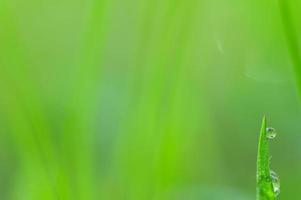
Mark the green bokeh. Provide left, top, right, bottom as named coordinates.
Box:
left=0, top=0, right=300, bottom=199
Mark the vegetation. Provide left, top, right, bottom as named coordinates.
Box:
left=256, top=117, right=279, bottom=200
left=1, top=0, right=301, bottom=199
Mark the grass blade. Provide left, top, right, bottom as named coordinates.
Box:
left=278, top=0, right=301, bottom=97
left=256, top=116, right=276, bottom=200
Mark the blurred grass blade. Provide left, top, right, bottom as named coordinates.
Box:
left=278, top=0, right=301, bottom=97
left=256, top=116, right=276, bottom=200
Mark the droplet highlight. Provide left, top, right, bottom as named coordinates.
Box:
left=270, top=170, right=280, bottom=197
left=266, top=127, right=277, bottom=139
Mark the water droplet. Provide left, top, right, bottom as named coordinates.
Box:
left=270, top=170, right=280, bottom=197
left=266, top=127, right=277, bottom=139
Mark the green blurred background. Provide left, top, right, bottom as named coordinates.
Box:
left=0, top=0, right=300, bottom=199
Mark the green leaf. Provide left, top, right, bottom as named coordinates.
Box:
left=256, top=116, right=276, bottom=200
left=278, top=0, right=301, bottom=98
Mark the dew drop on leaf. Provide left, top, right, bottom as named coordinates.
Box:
left=270, top=170, right=280, bottom=197
left=266, top=127, right=277, bottom=139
